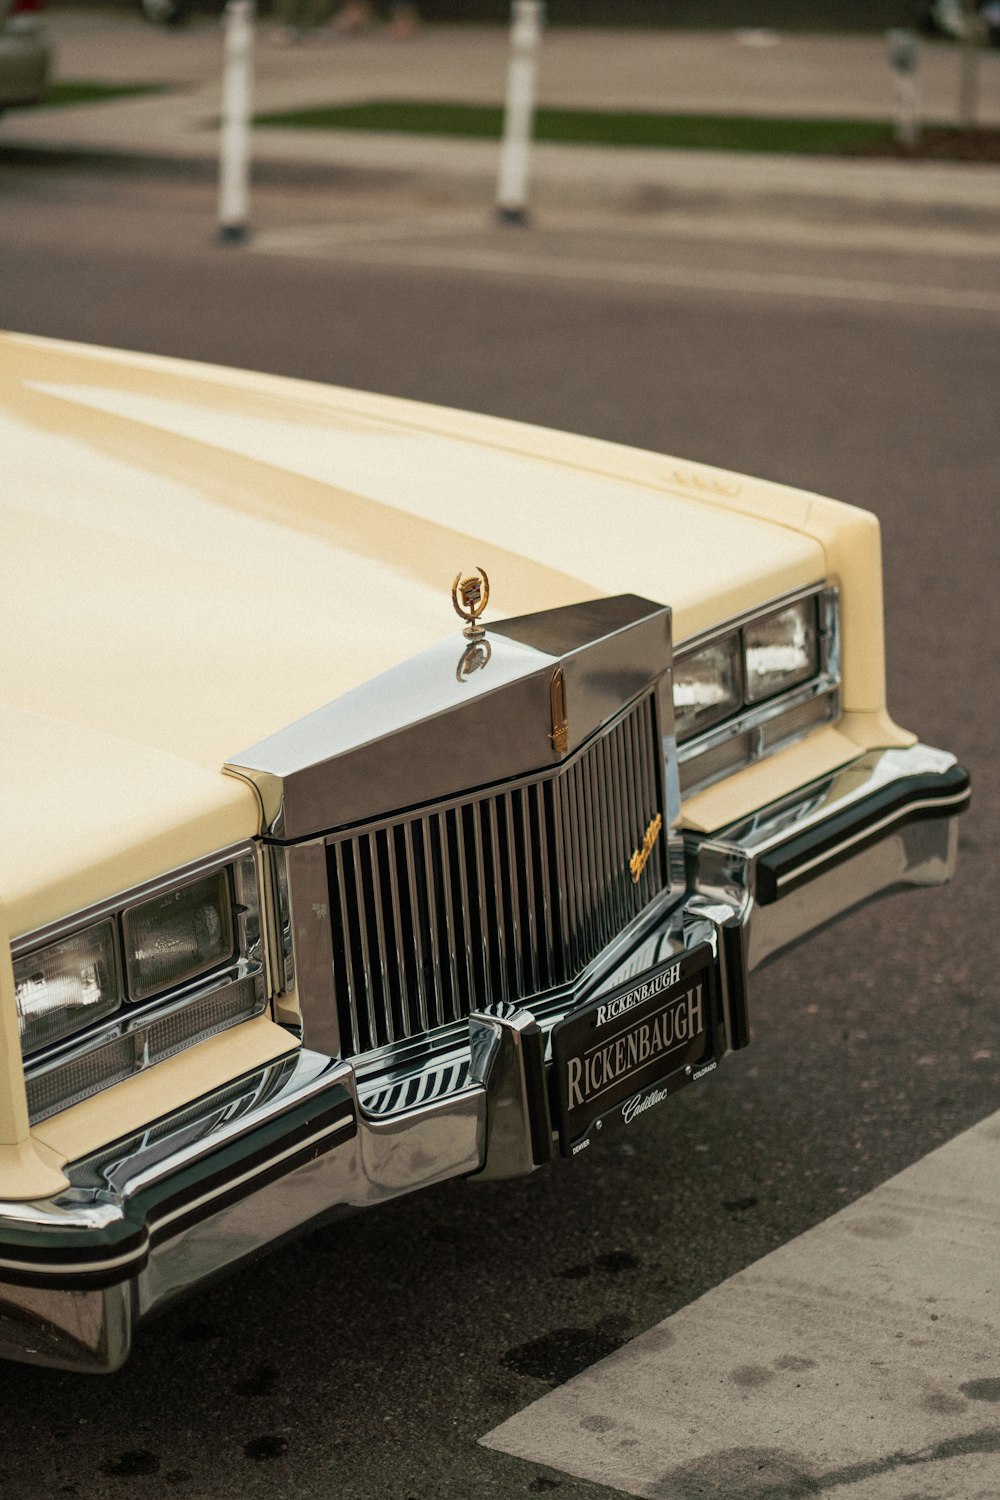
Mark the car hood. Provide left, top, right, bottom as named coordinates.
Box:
left=1, top=333, right=826, bottom=930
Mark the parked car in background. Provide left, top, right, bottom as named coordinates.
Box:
left=0, top=332, right=970, bottom=1372
left=0, top=0, right=51, bottom=113
left=921, top=0, right=1000, bottom=44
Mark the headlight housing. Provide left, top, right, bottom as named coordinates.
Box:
left=673, top=635, right=741, bottom=741
left=14, top=922, right=122, bottom=1054
left=13, top=846, right=267, bottom=1121
left=674, top=587, right=840, bottom=795
left=744, top=599, right=819, bottom=703
left=123, top=869, right=234, bottom=1002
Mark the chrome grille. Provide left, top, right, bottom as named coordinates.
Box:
left=326, top=694, right=666, bottom=1058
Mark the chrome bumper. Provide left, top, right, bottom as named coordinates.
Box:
left=0, top=743, right=968, bottom=1372
left=688, top=743, right=970, bottom=972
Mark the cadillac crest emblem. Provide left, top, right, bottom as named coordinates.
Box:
left=451, top=566, right=490, bottom=640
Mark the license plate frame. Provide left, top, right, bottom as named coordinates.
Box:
left=551, top=944, right=718, bottom=1156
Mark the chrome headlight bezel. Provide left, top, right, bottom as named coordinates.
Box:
left=673, top=585, right=840, bottom=796
left=12, top=845, right=267, bottom=1120
left=13, top=920, right=123, bottom=1055
left=672, top=632, right=742, bottom=742
left=743, top=597, right=821, bottom=704
left=122, top=867, right=236, bottom=1003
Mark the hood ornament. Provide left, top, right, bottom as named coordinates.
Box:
left=452, top=566, right=490, bottom=640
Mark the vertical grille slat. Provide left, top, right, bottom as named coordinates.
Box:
left=579, top=753, right=602, bottom=950
left=350, top=840, right=380, bottom=1054
left=625, top=709, right=648, bottom=892
left=449, top=807, right=478, bottom=1011
left=602, top=731, right=626, bottom=938
left=570, top=760, right=593, bottom=963
left=590, top=741, right=614, bottom=945
left=482, top=799, right=510, bottom=1005
left=436, top=811, right=464, bottom=1024
left=563, top=761, right=584, bottom=956
left=330, top=842, right=362, bottom=1056
left=400, top=821, right=432, bottom=1036
left=636, top=697, right=662, bottom=894
left=549, top=777, right=576, bottom=976
left=327, top=693, right=667, bottom=1058
left=516, top=787, right=540, bottom=995
left=367, top=832, right=395, bottom=1045
left=531, top=783, right=556, bottom=989
left=501, top=790, right=525, bottom=1000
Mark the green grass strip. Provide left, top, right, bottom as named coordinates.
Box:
left=253, top=100, right=893, bottom=153
left=40, top=81, right=170, bottom=109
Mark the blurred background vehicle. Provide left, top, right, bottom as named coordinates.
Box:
left=139, top=0, right=188, bottom=23
left=921, top=0, right=1000, bottom=44
left=0, top=0, right=51, bottom=112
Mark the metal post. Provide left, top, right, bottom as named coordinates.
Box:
left=958, top=0, right=981, bottom=129
left=496, top=0, right=544, bottom=226
left=887, top=30, right=921, bottom=150
left=219, top=0, right=255, bottom=243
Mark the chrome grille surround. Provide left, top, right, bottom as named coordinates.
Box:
left=676, top=584, right=841, bottom=797
left=326, top=691, right=668, bottom=1062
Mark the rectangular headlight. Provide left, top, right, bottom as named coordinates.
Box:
left=744, top=599, right=819, bottom=702
left=673, top=635, right=740, bottom=741
left=14, top=923, right=121, bottom=1054
left=123, top=869, right=234, bottom=1002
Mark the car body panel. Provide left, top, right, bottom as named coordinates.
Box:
left=0, top=333, right=968, bottom=1367
left=0, top=705, right=258, bottom=938
left=2, top=332, right=909, bottom=936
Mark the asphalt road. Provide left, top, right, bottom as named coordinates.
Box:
left=0, top=157, right=997, bottom=1500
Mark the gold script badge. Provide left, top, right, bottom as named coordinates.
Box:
left=451, top=566, right=490, bottom=640
left=629, top=813, right=663, bottom=885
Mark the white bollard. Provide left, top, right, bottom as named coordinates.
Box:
left=219, top=0, right=255, bottom=243
left=496, top=0, right=544, bottom=225
left=887, top=29, right=921, bottom=150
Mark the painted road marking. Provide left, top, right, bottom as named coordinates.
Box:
left=253, top=210, right=1000, bottom=263
left=251, top=214, right=1000, bottom=315
left=360, top=246, right=1000, bottom=314
left=481, top=1109, right=1000, bottom=1499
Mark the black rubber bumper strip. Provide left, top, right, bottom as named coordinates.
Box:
left=721, top=916, right=751, bottom=1052
left=0, top=1083, right=355, bottom=1291
left=755, top=762, right=971, bottom=906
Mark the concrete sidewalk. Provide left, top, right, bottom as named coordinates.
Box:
left=4, top=10, right=1000, bottom=225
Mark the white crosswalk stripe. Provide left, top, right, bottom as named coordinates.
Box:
left=481, top=1110, right=1000, bottom=1499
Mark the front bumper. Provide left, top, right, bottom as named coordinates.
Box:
left=0, top=743, right=969, bottom=1371
left=687, top=742, right=970, bottom=971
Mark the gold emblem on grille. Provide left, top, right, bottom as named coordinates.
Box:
left=451, top=566, right=490, bottom=640
left=629, top=813, right=663, bottom=885
left=549, top=666, right=569, bottom=754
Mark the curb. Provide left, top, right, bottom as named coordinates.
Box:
left=5, top=119, right=1000, bottom=230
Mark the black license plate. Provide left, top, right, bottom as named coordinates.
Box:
left=552, top=945, right=718, bottom=1156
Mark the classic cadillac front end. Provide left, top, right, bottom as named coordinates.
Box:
left=0, top=332, right=969, bottom=1371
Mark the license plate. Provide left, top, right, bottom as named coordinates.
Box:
left=552, top=945, right=717, bottom=1156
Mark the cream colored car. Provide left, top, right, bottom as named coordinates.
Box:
left=0, top=331, right=969, bottom=1371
